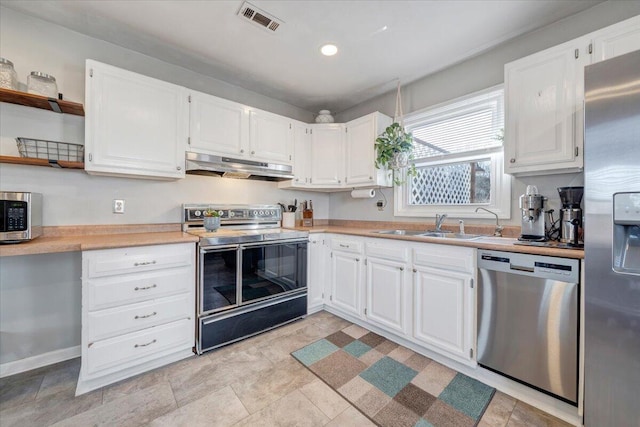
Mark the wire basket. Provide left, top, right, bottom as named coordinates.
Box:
left=16, top=137, right=84, bottom=162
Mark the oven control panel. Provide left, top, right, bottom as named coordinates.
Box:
left=183, top=204, right=282, bottom=223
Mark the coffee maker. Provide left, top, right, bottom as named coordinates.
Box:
left=558, top=186, right=584, bottom=246
left=519, top=185, right=547, bottom=241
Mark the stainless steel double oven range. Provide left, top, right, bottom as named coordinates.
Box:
left=183, top=204, right=309, bottom=354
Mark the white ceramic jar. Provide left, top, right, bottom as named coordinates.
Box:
left=315, top=110, right=335, bottom=123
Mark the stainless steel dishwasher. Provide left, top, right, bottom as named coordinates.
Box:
left=477, top=250, right=580, bottom=404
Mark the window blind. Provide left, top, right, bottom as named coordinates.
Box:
left=406, top=88, right=504, bottom=160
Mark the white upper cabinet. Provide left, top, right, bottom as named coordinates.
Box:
left=249, top=109, right=293, bottom=164
left=505, top=16, right=640, bottom=176
left=188, top=91, right=292, bottom=164
left=281, top=112, right=392, bottom=191
left=310, top=123, right=345, bottom=187
left=591, top=15, right=640, bottom=63
left=504, top=37, right=589, bottom=176
left=290, top=121, right=312, bottom=187
left=85, top=60, right=188, bottom=179
left=188, top=92, right=248, bottom=158
left=345, top=112, right=392, bottom=187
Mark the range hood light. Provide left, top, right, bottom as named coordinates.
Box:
left=222, top=171, right=251, bottom=179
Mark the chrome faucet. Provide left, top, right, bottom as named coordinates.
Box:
left=475, top=207, right=503, bottom=237
left=435, top=214, right=448, bottom=231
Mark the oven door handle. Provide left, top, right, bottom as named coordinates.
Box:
left=239, top=238, right=309, bottom=249
left=200, top=244, right=240, bottom=254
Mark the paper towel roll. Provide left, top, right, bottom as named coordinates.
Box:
left=351, top=189, right=376, bottom=199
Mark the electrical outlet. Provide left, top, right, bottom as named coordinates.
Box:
left=113, top=199, right=125, bottom=214
left=377, top=200, right=384, bottom=211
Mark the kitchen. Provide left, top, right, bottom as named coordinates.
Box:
left=1, top=1, right=639, bottom=426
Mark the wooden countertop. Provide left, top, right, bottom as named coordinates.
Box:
left=289, top=225, right=585, bottom=259
left=0, top=222, right=584, bottom=259
left=0, top=224, right=198, bottom=257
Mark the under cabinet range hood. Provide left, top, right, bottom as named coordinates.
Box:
left=185, top=152, right=293, bottom=181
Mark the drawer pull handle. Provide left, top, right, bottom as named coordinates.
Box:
left=134, top=311, right=157, bottom=320
left=134, top=339, right=157, bottom=348
left=134, top=284, right=157, bottom=291
left=134, top=260, right=157, bottom=267
left=339, top=244, right=349, bottom=248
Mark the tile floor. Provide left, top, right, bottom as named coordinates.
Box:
left=0, top=311, right=574, bottom=427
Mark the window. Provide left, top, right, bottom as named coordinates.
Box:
left=394, top=85, right=511, bottom=218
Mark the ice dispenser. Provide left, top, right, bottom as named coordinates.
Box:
left=613, top=192, right=640, bottom=275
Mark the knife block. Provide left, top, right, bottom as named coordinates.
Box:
left=302, top=209, right=313, bottom=227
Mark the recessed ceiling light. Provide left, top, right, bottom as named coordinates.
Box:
left=320, top=44, right=338, bottom=56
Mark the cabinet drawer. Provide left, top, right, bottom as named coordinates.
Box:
left=366, top=241, right=409, bottom=262
left=413, top=245, right=475, bottom=274
left=87, top=267, right=193, bottom=311
left=331, top=238, right=363, bottom=254
left=86, top=243, right=194, bottom=278
left=88, top=293, right=192, bottom=342
left=86, top=318, right=192, bottom=375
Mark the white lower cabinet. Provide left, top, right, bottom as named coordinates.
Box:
left=364, top=242, right=411, bottom=335
left=76, top=243, right=196, bottom=395
left=319, top=235, right=477, bottom=366
left=328, top=238, right=364, bottom=319
left=412, top=244, right=476, bottom=365
left=413, top=265, right=474, bottom=363
left=307, top=234, right=326, bottom=313
left=85, top=319, right=193, bottom=376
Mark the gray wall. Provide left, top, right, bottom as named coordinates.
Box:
left=0, top=6, right=314, bottom=123
left=330, top=0, right=640, bottom=225
left=0, top=6, right=325, bottom=369
left=0, top=6, right=329, bottom=226
left=0, top=253, right=81, bottom=366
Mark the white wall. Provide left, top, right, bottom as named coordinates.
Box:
left=330, top=1, right=640, bottom=225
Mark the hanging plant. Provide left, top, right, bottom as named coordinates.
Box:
left=374, top=81, right=417, bottom=186
left=375, top=123, right=417, bottom=186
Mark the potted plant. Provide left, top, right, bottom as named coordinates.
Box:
left=203, top=208, right=221, bottom=231
left=375, top=122, right=417, bottom=186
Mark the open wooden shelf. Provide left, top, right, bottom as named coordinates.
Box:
left=0, top=155, right=84, bottom=169
left=0, top=88, right=84, bottom=116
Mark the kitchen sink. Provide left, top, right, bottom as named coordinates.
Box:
left=373, top=229, right=425, bottom=236
left=373, top=229, right=483, bottom=240
left=420, top=231, right=483, bottom=240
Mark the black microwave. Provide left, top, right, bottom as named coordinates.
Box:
left=0, top=192, right=42, bottom=243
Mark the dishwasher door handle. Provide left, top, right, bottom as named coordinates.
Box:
left=509, top=263, right=535, bottom=273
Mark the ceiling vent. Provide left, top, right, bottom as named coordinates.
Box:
left=237, top=1, right=283, bottom=33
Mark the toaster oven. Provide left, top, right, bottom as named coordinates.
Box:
left=0, top=192, right=43, bottom=243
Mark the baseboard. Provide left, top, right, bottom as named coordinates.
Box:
left=0, top=346, right=81, bottom=378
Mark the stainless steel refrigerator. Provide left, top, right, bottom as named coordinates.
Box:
left=584, top=50, right=640, bottom=427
